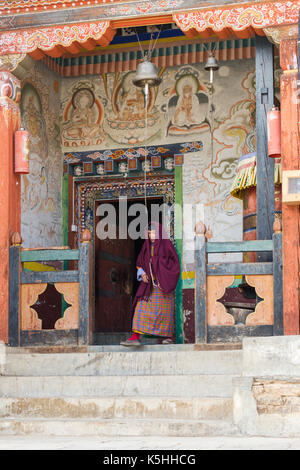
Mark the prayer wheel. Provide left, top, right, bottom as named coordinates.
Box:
left=14, top=128, right=29, bottom=174
left=230, top=153, right=282, bottom=262
left=242, top=186, right=257, bottom=262
left=267, top=107, right=281, bottom=158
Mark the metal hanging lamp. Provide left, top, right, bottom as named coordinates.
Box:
left=204, top=53, right=219, bottom=84
left=133, top=54, right=162, bottom=89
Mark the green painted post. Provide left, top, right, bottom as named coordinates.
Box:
left=62, top=174, right=69, bottom=250
left=9, top=244, right=21, bottom=347
left=175, top=166, right=183, bottom=344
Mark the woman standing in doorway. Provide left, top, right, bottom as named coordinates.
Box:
left=120, top=221, right=180, bottom=347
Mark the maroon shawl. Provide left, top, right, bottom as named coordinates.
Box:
left=131, top=222, right=180, bottom=313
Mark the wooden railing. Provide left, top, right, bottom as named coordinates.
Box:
left=9, top=229, right=93, bottom=347
left=195, top=220, right=283, bottom=343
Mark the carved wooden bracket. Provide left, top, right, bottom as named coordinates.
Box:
left=264, top=24, right=299, bottom=45
left=0, top=54, right=26, bottom=72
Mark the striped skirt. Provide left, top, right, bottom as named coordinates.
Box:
left=132, top=286, right=175, bottom=337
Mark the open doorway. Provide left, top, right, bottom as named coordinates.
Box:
left=94, top=197, right=164, bottom=344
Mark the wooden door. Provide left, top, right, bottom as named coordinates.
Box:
left=94, top=203, right=134, bottom=333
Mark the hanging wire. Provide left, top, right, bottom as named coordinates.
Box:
left=147, top=32, right=154, bottom=59
left=135, top=28, right=145, bottom=57
left=148, top=26, right=162, bottom=59
left=135, top=26, right=162, bottom=60
left=202, top=41, right=217, bottom=54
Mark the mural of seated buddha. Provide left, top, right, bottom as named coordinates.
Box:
left=105, top=71, right=161, bottom=146
left=166, top=74, right=210, bottom=136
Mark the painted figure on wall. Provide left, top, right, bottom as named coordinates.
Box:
left=21, top=82, right=59, bottom=246
left=104, top=71, right=161, bottom=145
left=21, top=86, right=48, bottom=212
left=118, top=84, right=145, bottom=121
left=166, top=70, right=210, bottom=136
left=62, top=83, right=105, bottom=148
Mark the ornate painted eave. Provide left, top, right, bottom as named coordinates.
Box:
left=0, top=0, right=299, bottom=59
left=0, top=21, right=116, bottom=58
left=173, top=1, right=300, bottom=39
left=0, top=1, right=270, bottom=28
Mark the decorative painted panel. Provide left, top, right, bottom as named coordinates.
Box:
left=0, top=1, right=298, bottom=38
left=207, top=275, right=235, bottom=326
left=75, top=176, right=175, bottom=244
left=245, top=275, right=274, bottom=325
left=0, top=21, right=114, bottom=56
left=20, top=283, right=45, bottom=330
left=54, top=282, right=79, bottom=330
left=173, top=1, right=300, bottom=36
left=20, top=62, right=63, bottom=248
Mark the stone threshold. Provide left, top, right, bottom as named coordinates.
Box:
left=5, top=343, right=242, bottom=354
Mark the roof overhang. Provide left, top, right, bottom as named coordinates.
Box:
left=173, top=1, right=300, bottom=39
left=0, top=0, right=298, bottom=59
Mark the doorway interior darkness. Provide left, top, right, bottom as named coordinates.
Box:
left=94, top=197, right=164, bottom=345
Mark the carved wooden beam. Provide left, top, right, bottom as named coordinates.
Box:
left=0, top=21, right=115, bottom=57
left=173, top=1, right=300, bottom=39
left=0, top=0, right=263, bottom=31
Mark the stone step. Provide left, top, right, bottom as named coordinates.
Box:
left=0, top=396, right=232, bottom=421
left=3, top=350, right=243, bottom=376
left=0, top=374, right=237, bottom=398
left=0, top=417, right=236, bottom=437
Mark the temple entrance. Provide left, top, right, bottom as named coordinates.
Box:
left=94, top=197, right=164, bottom=345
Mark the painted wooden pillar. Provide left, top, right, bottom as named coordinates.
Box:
left=255, top=36, right=275, bottom=261
left=78, top=228, right=93, bottom=345
left=0, top=70, right=21, bottom=344
left=279, top=34, right=300, bottom=335
left=174, top=166, right=183, bottom=344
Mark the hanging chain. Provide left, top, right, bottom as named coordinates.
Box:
left=144, top=83, right=149, bottom=209
left=209, top=85, right=214, bottom=174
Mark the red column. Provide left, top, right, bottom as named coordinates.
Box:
left=0, top=71, right=21, bottom=343
left=280, top=38, right=300, bottom=335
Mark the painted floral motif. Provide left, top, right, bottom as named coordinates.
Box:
left=0, top=1, right=299, bottom=59
left=174, top=1, right=300, bottom=34
left=63, top=142, right=202, bottom=165
left=0, top=21, right=113, bottom=55
left=0, top=0, right=181, bottom=15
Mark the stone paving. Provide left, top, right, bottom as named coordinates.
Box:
left=1, top=435, right=300, bottom=450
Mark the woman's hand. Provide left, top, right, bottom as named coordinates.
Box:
left=142, top=273, right=149, bottom=283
